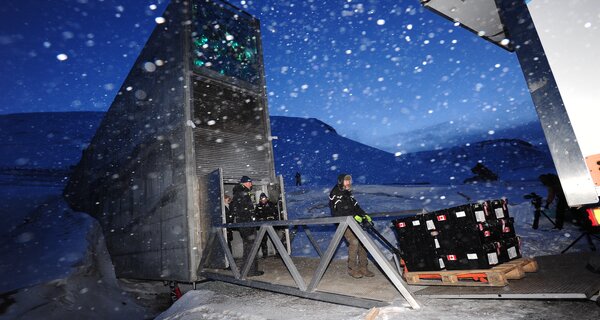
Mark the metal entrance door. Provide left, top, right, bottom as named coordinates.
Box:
left=203, top=168, right=228, bottom=269
left=266, top=175, right=291, bottom=254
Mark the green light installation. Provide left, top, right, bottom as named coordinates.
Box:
left=191, top=1, right=259, bottom=85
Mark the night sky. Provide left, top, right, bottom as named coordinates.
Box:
left=0, top=0, right=538, bottom=145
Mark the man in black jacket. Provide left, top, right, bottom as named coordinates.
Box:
left=329, top=174, right=374, bottom=278
left=255, top=193, right=278, bottom=258
left=232, top=176, right=263, bottom=277
left=223, top=194, right=234, bottom=253
left=539, top=173, right=573, bottom=230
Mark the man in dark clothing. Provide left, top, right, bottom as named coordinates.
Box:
left=231, top=176, right=263, bottom=276
left=539, top=173, right=570, bottom=230
left=255, top=193, right=278, bottom=258
left=295, top=172, right=302, bottom=186
left=329, top=174, right=374, bottom=278
left=223, top=194, right=234, bottom=252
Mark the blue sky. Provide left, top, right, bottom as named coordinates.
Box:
left=0, top=0, right=538, bottom=144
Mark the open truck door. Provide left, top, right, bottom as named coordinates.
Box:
left=421, top=0, right=600, bottom=208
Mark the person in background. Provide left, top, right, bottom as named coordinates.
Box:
left=539, top=173, right=569, bottom=230
left=255, top=193, right=278, bottom=258
left=295, top=172, right=302, bottom=186
left=223, top=194, right=234, bottom=252
left=329, top=174, right=374, bottom=278
left=231, top=176, right=263, bottom=277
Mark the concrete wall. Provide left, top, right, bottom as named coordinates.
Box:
left=65, top=0, right=196, bottom=281
left=64, top=0, right=276, bottom=282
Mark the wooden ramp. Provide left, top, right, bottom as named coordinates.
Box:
left=414, top=252, right=600, bottom=300
left=403, top=258, right=538, bottom=287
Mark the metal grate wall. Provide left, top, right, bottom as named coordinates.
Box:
left=192, top=80, right=272, bottom=180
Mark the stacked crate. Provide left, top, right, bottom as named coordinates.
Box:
left=393, top=199, right=521, bottom=272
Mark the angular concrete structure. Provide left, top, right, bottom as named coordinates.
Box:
left=65, top=0, right=280, bottom=282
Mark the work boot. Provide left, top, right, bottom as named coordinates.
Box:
left=358, top=267, right=375, bottom=278
left=360, top=268, right=375, bottom=278
left=348, top=269, right=363, bottom=279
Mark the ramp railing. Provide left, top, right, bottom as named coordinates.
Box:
left=198, top=215, right=420, bottom=309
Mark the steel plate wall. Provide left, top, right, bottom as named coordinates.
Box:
left=65, top=0, right=194, bottom=281
left=422, top=0, right=512, bottom=50
left=495, top=0, right=598, bottom=206
left=192, top=79, right=272, bottom=179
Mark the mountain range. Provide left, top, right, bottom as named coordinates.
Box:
left=270, top=116, right=554, bottom=186
left=0, top=112, right=555, bottom=187
left=358, top=118, right=548, bottom=154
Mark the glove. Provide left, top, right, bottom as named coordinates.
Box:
left=354, top=214, right=373, bottom=226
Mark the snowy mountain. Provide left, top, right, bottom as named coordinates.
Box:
left=392, top=138, right=555, bottom=184
left=270, top=116, right=409, bottom=186
left=364, top=118, right=548, bottom=154
left=0, top=112, right=555, bottom=187
left=271, top=116, right=555, bottom=186
left=0, top=112, right=104, bottom=171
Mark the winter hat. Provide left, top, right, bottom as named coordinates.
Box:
left=337, top=173, right=351, bottom=186
left=240, top=176, right=252, bottom=183
left=260, top=193, right=268, bottom=200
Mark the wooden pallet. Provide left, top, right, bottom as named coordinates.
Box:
left=403, top=258, right=538, bottom=287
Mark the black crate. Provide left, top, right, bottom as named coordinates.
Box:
left=393, top=216, right=438, bottom=259
left=444, top=204, right=479, bottom=224
left=393, top=215, right=426, bottom=241
left=486, top=217, right=516, bottom=239
left=490, top=199, right=510, bottom=219
left=437, top=223, right=499, bottom=251
left=440, top=242, right=501, bottom=270
left=434, top=209, right=504, bottom=252
left=426, top=209, right=455, bottom=233
left=502, top=217, right=516, bottom=238
left=402, top=251, right=446, bottom=272
left=496, top=236, right=521, bottom=263
left=476, top=223, right=498, bottom=243
left=415, top=204, right=485, bottom=233
left=421, top=214, right=440, bottom=232
left=471, top=201, right=495, bottom=222
left=393, top=218, right=421, bottom=247
left=392, top=199, right=517, bottom=272
left=433, top=203, right=500, bottom=246
left=397, top=232, right=439, bottom=259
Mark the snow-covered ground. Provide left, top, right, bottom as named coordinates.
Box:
left=154, top=282, right=599, bottom=320
left=0, top=182, right=158, bottom=319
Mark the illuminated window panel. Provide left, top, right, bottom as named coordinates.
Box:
left=191, top=0, right=260, bottom=85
